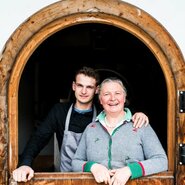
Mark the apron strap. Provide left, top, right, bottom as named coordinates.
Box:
left=64, top=104, right=97, bottom=131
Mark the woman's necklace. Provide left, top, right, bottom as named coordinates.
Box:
left=105, top=117, right=117, bottom=128
left=105, top=112, right=126, bottom=129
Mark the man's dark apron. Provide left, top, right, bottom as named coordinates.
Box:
left=60, top=104, right=97, bottom=171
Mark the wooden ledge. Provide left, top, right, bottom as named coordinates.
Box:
left=9, top=171, right=174, bottom=184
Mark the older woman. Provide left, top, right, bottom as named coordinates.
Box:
left=72, top=77, right=168, bottom=185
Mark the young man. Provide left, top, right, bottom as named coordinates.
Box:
left=13, top=66, right=149, bottom=182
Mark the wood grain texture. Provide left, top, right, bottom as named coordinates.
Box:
left=0, top=0, right=185, bottom=184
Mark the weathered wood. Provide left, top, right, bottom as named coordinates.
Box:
left=0, top=0, right=185, bottom=184
left=9, top=172, right=174, bottom=185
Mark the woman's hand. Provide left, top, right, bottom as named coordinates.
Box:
left=91, top=163, right=111, bottom=184
left=110, top=167, right=131, bottom=185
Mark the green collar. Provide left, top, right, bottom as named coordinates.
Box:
left=96, top=107, right=132, bottom=123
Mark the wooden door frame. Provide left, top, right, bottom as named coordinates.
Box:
left=0, top=0, right=185, bottom=184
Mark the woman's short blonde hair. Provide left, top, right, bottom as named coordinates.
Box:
left=99, top=77, right=127, bottom=96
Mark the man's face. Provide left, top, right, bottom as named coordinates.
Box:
left=72, top=74, right=98, bottom=105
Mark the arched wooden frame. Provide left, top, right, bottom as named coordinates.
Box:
left=0, top=0, right=184, bottom=183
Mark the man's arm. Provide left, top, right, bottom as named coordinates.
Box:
left=13, top=104, right=60, bottom=182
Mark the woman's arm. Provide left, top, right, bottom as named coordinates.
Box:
left=128, top=124, right=168, bottom=179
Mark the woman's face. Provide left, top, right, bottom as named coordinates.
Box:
left=99, top=81, right=126, bottom=114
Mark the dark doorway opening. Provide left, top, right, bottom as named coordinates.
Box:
left=18, top=23, right=167, bottom=171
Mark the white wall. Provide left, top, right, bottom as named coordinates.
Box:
left=0, top=0, right=185, bottom=59
left=124, top=0, right=185, bottom=59
left=0, top=0, right=58, bottom=53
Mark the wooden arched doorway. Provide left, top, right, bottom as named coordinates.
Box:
left=0, top=0, right=184, bottom=184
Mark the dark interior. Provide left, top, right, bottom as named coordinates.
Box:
left=18, top=23, right=167, bottom=171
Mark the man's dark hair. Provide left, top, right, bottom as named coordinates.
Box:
left=75, top=66, right=100, bottom=86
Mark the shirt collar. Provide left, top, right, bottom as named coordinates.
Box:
left=95, top=107, right=132, bottom=123
left=74, top=107, right=92, bottom=114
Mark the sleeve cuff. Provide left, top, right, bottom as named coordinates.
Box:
left=127, top=162, right=144, bottom=179
left=83, top=161, right=96, bottom=172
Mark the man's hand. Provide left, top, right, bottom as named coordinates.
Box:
left=13, top=165, right=34, bottom=182
left=132, top=112, right=149, bottom=128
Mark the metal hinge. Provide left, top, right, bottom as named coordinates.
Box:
left=179, top=91, right=185, bottom=113
left=179, top=143, right=185, bottom=165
